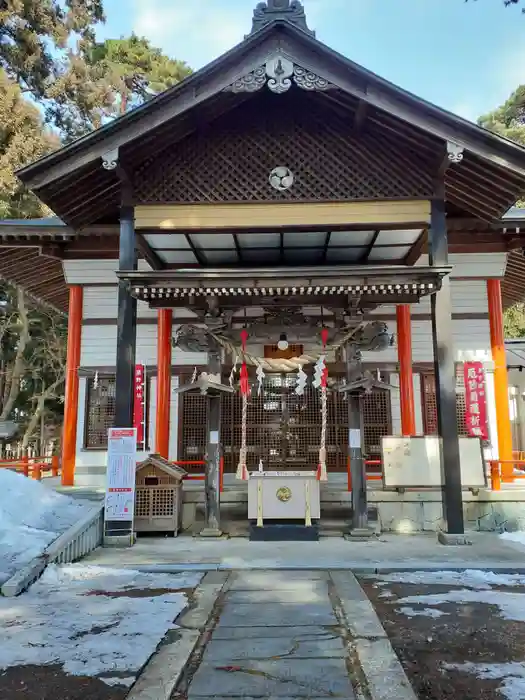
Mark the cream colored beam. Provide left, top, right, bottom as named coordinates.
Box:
left=135, top=200, right=431, bottom=230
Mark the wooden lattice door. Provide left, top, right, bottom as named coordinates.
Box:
left=265, top=373, right=321, bottom=470
left=183, top=373, right=392, bottom=473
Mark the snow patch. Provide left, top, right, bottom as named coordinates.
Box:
left=0, top=471, right=91, bottom=584
left=398, top=606, right=448, bottom=618
left=0, top=564, right=202, bottom=682
left=398, top=589, right=525, bottom=623
left=375, top=569, right=525, bottom=590
left=444, top=662, right=525, bottom=700
left=378, top=589, right=394, bottom=599
left=501, top=531, right=525, bottom=549
left=100, top=676, right=136, bottom=688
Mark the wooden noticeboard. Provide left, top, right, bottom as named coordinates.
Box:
left=381, top=436, right=487, bottom=489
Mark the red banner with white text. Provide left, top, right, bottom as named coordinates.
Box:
left=463, top=361, right=489, bottom=440
left=133, top=364, right=146, bottom=448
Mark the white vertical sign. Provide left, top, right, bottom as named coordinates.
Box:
left=104, top=427, right=137, bottom=522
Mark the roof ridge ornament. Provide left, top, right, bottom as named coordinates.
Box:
left=251, top=0, right=315, bottom=36
left=225, top=54, right=333, bottom=94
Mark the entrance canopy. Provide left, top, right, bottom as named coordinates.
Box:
left=119, top=264, right=450, bottom=310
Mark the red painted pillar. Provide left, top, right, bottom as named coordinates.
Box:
left=155, top=309, right=172, bottom=458
left=487, top=279, right=513, bottom=480
left=396, top=304, right=416, bottom=435
left=61, top=286, right=82, bottom=486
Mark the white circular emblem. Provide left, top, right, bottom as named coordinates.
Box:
left=269, top=166, right=294, bottom=192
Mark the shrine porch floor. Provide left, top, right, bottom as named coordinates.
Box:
left=83, top=531, right=525, bottom=573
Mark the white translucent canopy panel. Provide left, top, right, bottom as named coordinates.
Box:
left=201, top=249, right=238, bottom=263
left=368, top=246, right=412, bottom=261
left=237, top=233, right=280, bottom=248
left=242, top=248, right=281, bottom=262
left=329, top=230, right=375, bottom=246
left=190, top=233, right=234, bottom=249
left=325, top=247, right=366, bottom=262
left=376, top=229, right=422, bottom=245
left=144, top=233, right=191, bottom=249
left=283, top=231, right=327, bottom=247
left=283, top=248, right=323, bottom=263
left=157, top=250, right=198, bottom=263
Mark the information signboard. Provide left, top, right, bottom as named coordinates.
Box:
left=104, top=427, right=137, bottom=522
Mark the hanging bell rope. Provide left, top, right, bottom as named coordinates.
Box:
left=236, top=328, right=250, bottom=481
left=317, top=327, right=330, bottom=482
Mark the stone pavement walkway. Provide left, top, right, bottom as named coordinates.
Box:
left=129, top=570, right=416, bottom=700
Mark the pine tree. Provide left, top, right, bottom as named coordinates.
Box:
left=479, top=87, right=525, bottom=335
left=87, top=35, right=192, bottom=114
left=0, top=69, right=59, bottom=219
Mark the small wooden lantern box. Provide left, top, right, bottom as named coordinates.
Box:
left=135, top=455, right=187, bottom=534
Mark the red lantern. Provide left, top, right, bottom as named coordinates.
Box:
left=321, top=328, right=329, bottom=348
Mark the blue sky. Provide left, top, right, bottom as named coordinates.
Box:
left=98, top=0, right=524, bottom=122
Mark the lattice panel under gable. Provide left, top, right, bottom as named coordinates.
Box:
left=134, top=90, right=434, bottom=204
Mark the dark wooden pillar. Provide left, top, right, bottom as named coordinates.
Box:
left=105, top=190, right=137, bottom=545
left=201, top=341, right=222, bottom=536
left=348, top=390, right=368, bottom=531
left=114, top=193, right=137, bottom=428
left=429, top=197, right=465, bottom=535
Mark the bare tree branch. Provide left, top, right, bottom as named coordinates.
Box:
left=0, top=287, right=30, bottom=420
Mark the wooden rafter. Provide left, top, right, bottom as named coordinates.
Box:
left=135, top=233, right=165, bottom=270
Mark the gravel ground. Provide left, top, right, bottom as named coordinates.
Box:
left=359, top=575, right=525, bottom=700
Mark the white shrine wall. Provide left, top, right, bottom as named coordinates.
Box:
left=64, top=252, right=506, bottom=487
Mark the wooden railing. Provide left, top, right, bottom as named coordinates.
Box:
left=346, top=458, right=383, bottom=491
left=0, top=455, right=60, bottom=479
left=174, top=458, right=225, bottom=492
left=489, top=460, right=525, bottom=491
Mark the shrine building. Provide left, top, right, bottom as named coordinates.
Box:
left=3, top=0, right=525, bottom=536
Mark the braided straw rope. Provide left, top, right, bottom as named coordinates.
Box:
left=208, top=323, right=365, bottom=372
left=318, top=385, right=328, bottom=481
left=236, top=393, right=249, bottom=479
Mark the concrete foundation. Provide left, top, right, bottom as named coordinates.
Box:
left=181, top=484, right=525, bottom=534
left=58, top=476, right=525, bottom=535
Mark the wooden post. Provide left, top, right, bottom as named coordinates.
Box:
left=155, top=309, right=172, bottom=458
left=51, top=455, right=59, bottom=477
left=114, top=196, right=137, bottom=428
left=487, top=279, right=514, bottom=481
left=61, top=285, right=82, bottom=486
left=201, top=341, right=222, bottom=537
left=106, top=191, right=137, bottom=545
left=396, top=304, right=416, bottom=436
left=429, top=197, right=464, bottom=536
left=348, top=390, right=368, bottom=532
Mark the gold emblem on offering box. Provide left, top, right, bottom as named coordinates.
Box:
left=276, top=486, right=292, bottom=502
